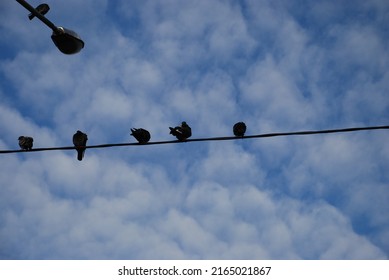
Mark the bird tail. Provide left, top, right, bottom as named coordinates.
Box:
left=28, top=13, right=34, bottom=20
left=169, top=127, right=177, bottom=136
left=77, top=149, right=85, bottom=161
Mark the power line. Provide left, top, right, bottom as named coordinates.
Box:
left=1, top=125, right=388, bottom=154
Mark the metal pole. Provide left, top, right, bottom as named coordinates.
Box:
left=15, top=0, right=59, bottom=33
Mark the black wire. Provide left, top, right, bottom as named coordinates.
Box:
left=1, top=125, right=388, bottom=154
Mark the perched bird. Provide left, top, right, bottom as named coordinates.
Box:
left=72, top=130, right=88, bottom=161
left=130, top=128, right=151, bottom=144
left=233, top=122, right=246, bottom=137
left=28, top=3, right=50, bottom=20
left=169, top=121, right=192, bottom=141
left=18, top=136, right=33, bottom=150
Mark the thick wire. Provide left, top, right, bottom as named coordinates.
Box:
left=1, top=125, right=388, bottom=154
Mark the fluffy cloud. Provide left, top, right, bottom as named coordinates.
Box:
left=0, top=0, right=388, bottom=260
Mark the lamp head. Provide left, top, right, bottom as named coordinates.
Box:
left=51, top=27, right=84, bottom=55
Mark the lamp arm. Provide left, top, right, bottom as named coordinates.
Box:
left=15, top=0, right=60, bottom=33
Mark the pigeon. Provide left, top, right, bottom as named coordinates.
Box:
left=18, top=136, right=33, bottom=150
left=28, top=3, right=50, bottom=20
left=130, top=128, right=151, bottom=144
left=233, top=122, right=246, bottom=137
left=72, top=130, right=88, bottom=161
left=169, top=121, right=192, bottom=141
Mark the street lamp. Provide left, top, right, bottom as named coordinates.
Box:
left=51, top=27, right=84, bottom=55
left=16, top=0, right=84, bottom=55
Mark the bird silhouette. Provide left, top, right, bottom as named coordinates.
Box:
left=72, top=130, right=88, bottom=161
left=169, top=121, right=192, bottom=141
left=28, top=3, right=50, bottom=20
left=233, top=122, right=246, bottom=137
left=130, top=128, right=151, bottom=144
left=18, top=136, right=33, bottom=150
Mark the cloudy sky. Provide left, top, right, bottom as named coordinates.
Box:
left=0, top=0, right=388, bottom=260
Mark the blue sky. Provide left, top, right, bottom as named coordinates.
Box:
left=0, top=0, right=388, bottom=259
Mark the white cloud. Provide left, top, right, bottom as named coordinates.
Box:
left=0, top=0, right=388, bottom=260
